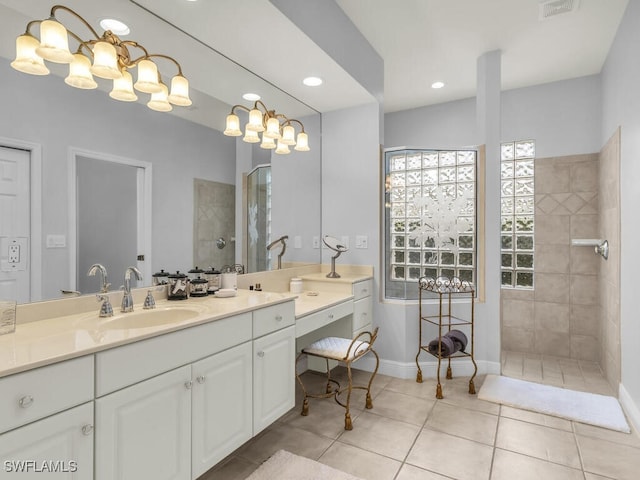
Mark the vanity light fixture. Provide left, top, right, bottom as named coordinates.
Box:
left=223, top=100, right=310, bottom=154
left=10, top=4, right=192, bottom=112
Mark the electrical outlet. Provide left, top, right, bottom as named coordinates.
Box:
left=312, top=236, right=320, bottom=249
left=8, top=245, right=20, bottom=263
left=356, top=235, right=368, bottom=249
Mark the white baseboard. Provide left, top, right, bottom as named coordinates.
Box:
left=619, top=383, right=640, bottom=435
left=352, top=356, right=501, bottom=380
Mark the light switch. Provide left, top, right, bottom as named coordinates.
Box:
left=46, top=234, right=66, bottom=248
left=356, top=235, right=368, bottom=249
left=312, top=236, right=320, bottom=249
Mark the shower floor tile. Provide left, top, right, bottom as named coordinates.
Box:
left=500, top=351, right=615, bottom=396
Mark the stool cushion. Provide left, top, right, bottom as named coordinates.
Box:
left=303, top=337, right=370, bottom=361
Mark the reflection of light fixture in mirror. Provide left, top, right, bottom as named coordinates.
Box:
left=323, top=235, right=348, bottom=278
left=224, top=100, right=310, bottom=154
left=10, top=5, right=192, bottom=112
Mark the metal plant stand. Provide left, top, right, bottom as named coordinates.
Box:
left=415, top=276, right=477, bottom=399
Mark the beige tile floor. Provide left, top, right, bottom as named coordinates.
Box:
left=200, top=361, right=640, bottom=480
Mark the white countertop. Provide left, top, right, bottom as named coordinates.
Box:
left=0, top=287, right=358, bottom=378
left=0, top=290, right=296, bottom=378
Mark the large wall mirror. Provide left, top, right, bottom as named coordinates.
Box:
left=0, top=0, right=321, bottom=303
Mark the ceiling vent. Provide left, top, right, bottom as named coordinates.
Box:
left=539, top=0, right=580, bottom=20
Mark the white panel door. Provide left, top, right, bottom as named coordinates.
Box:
left=191, top=342, right=252, bottom=478
left=0, top=146, right=30, bottom=303
left=253, top=326, right=295, bottom=434
left=0, top=402, right=94, bottom=479
left=95, top=365, right=192, bottom=480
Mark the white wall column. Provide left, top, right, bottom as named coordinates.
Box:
left=475, top=50, right=502, bottom=369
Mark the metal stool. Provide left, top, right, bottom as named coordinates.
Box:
left=295, top=328, right=379, bottom=430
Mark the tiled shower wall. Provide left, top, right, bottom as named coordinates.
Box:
left=599, top=128, right=621, bottom=389
left=501, top=153, right=600, bottom=361
left=193, top=178, right=236, bottom=270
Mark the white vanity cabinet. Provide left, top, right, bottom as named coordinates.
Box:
left=352, top=279, right=373, bottom=336
left=93, top=301, right=295, bottom=480
left=0, top=402, right=94, bottom=479
left=0, top=356, right=95, bottom=478
left=191, top=341, right=252, bottom=478
left=252, top=303, right=296, bottom=435
left=95, top=365, right=192, bottom=480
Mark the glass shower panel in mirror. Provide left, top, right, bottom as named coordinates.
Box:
left=245, top=165, right=271, bottom=273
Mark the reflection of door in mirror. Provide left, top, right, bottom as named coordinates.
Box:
left=245, top=165, right=271, bottom=273
left=193, top=178, right=236, bottom=271
left=0, top=146, right=30, bottom=303
left=74, top=154, right=150, bottom=294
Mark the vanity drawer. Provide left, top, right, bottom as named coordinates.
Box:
left=253, top=301, right=295, bottom=338
left=96, top=313, right=252, bottom=396
left=0, top=356, right=94, bottom=434
left=353, top=297, right=372, bottom=331
left=296, top=300, right=354, bottom=338
left=353, top=279, right=372, bottom=301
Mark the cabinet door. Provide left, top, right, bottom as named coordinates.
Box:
left=95, top=365, right=191, bottom=480
left=191, top=342, right=252, bottom=478
left=253, top=326, right=295, bottom=435
left=0, top=402, right=93, bottom=479
left=353, top=296, right=372, bottom=333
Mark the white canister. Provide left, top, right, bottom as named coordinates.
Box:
left=289, top=277, right=303, bottom=294
left=220, top=272, right=237, bottom=290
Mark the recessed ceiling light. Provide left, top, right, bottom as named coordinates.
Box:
left=243, top=93, right=261, bottom=101
left=303, top=76, right=323, bottom=87
left=431, top=81, right=445, bottom=89
left=100, top=18, right=130, bottom=36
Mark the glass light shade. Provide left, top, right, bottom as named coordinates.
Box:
left=35, top=19, right=73, bottom=63
left=167, top=75, right=192, bottom=106
left=242, top=126, right=260, bottom=143
left=223, top=114, right=242, bottom=136
left=260, top=135, right=276, bottom=149
left=263, top=117, right=281, bottom=139
left=134, top=59, right=162, bottom=93
left=109, top=71, right=138, bottom=102
left=147, top=83, right=172, bottom=112
left=280, top=125, right=296, bottom=146
left=90, top=41, right=122, bottom=79
left=65, top=53, right=97, bottom=89
left=11, top=34, right=49, bottom=75
left=294, top=132, right=310, bottom=151
left=275, top=140, right=291, bottom=155
left=247, top=109, right=265, bottom=132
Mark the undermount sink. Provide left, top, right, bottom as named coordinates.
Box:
left=97, top=307, right=200, bottom=330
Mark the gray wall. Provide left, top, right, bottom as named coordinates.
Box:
left=601, top=0, right=640, bottom=426
left=0, top=57, right=235, bottom=300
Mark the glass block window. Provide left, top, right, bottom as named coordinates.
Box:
left=501, top=140, right=535, bottom=288
left=384, top=148, right=477, bottom=299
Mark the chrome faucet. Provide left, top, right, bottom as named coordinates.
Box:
left=266, top=235, right=288, bottom=270
left=121, top=266, right=143, bottom=313
left=87, top=263, right=110, bottom=293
